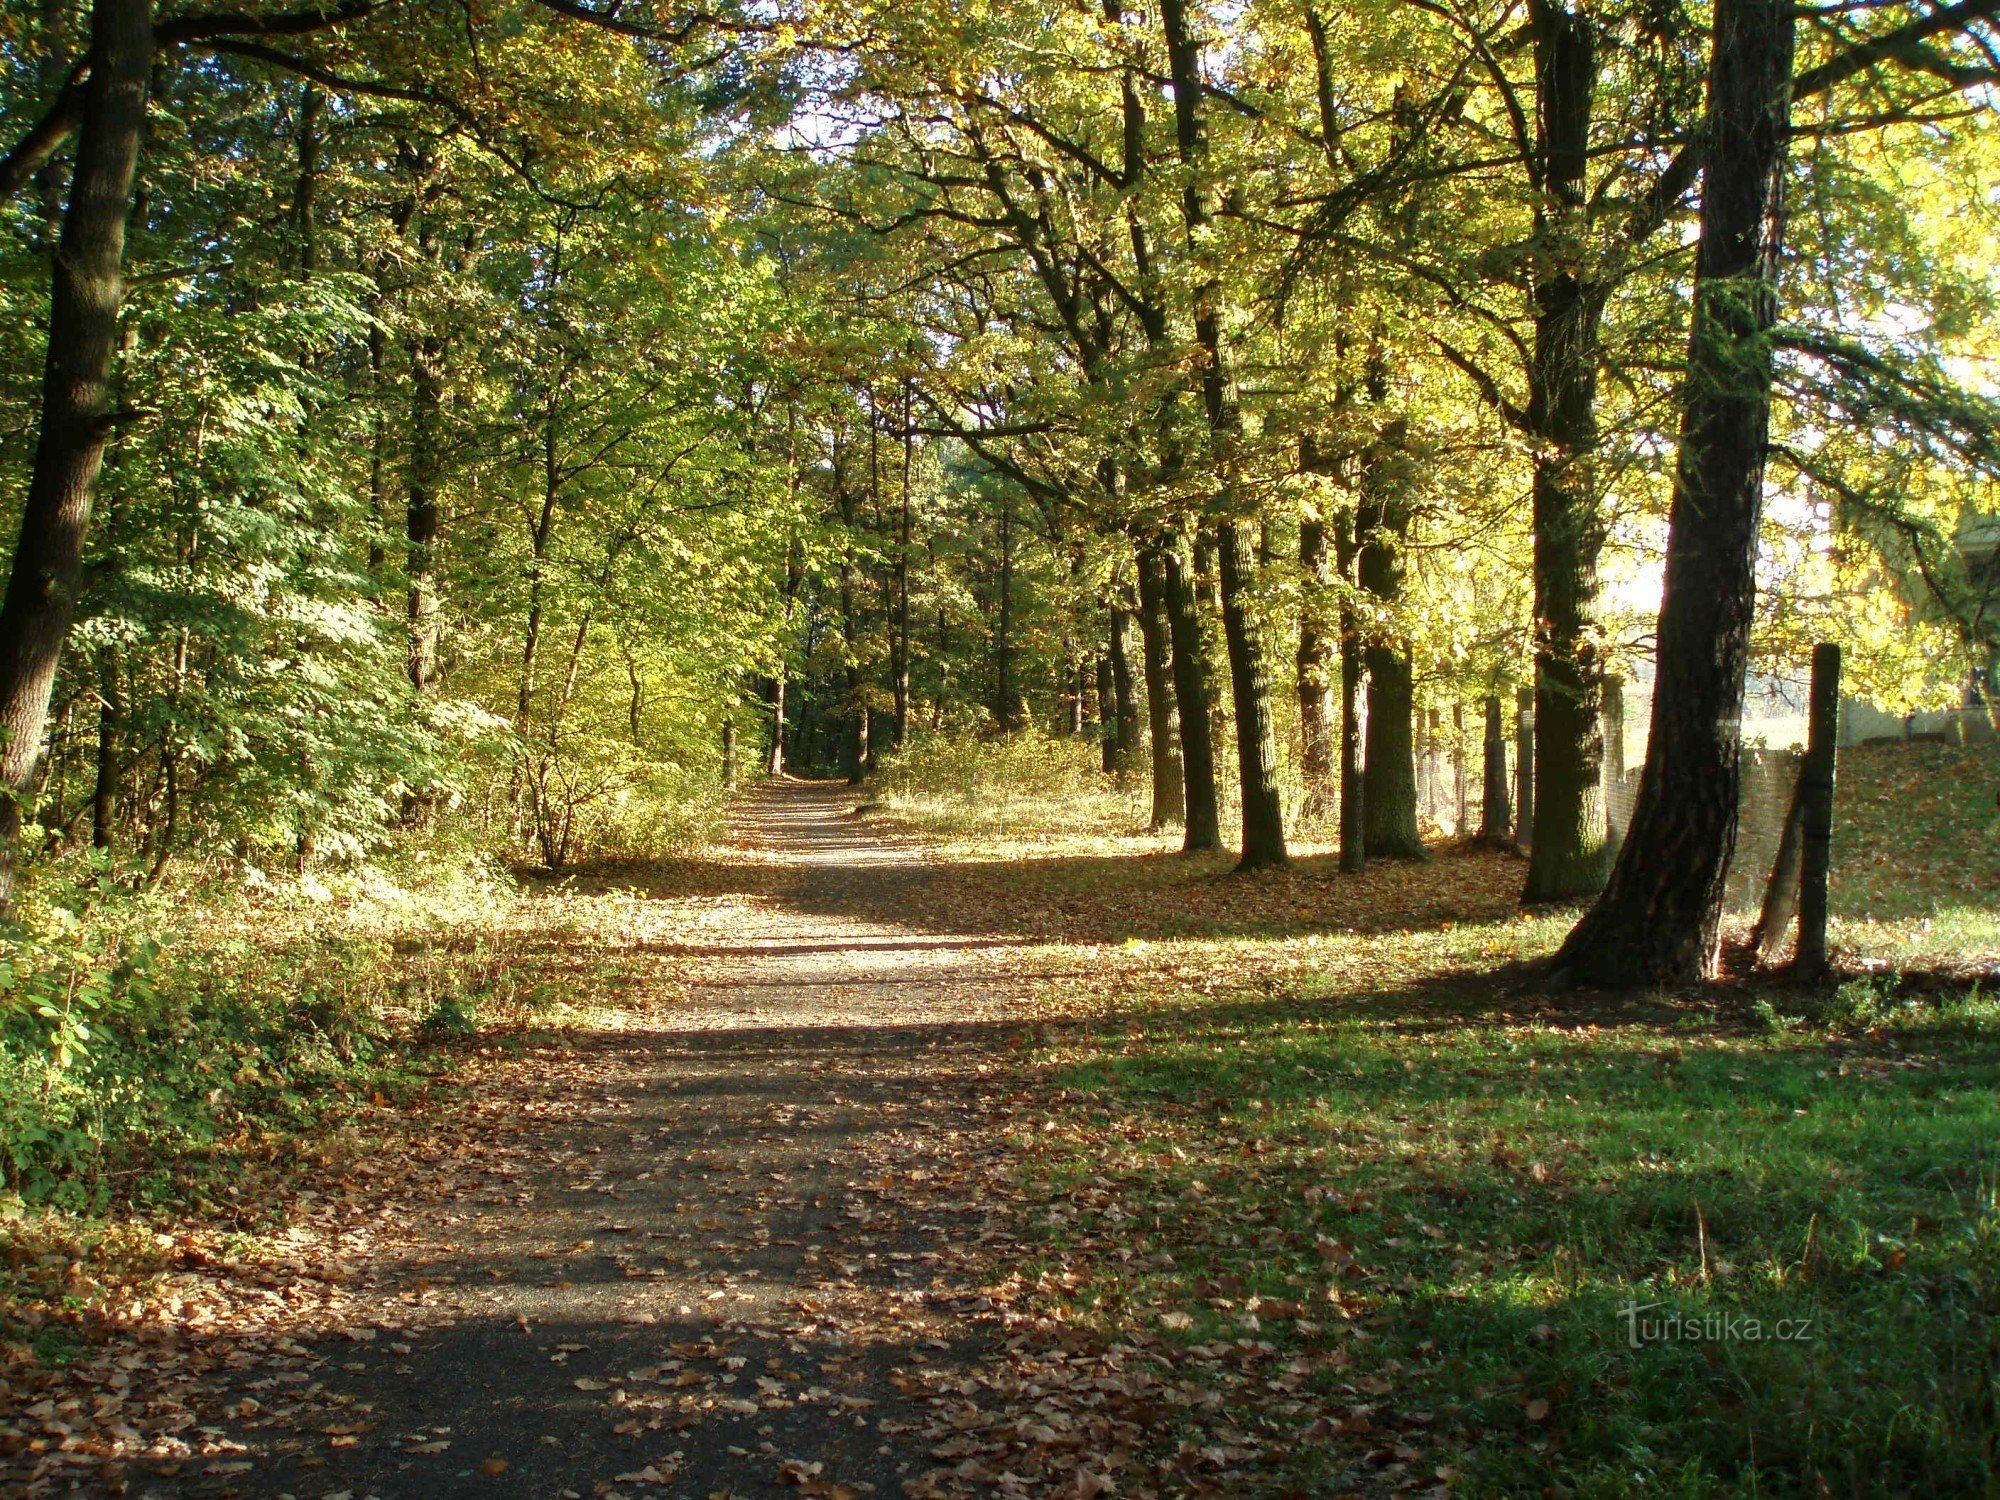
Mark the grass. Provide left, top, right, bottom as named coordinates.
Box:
left=852, top=730, right=2000, bottom=1493
left=1014, top=960, right=2000, bottom=1496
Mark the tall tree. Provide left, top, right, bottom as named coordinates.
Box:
left=0, top=0, right=151, bottom=911
left=1553, top=0, right=1797, bottom=984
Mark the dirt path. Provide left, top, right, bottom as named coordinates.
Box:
left=123, top=783, right=1046, bottom=1500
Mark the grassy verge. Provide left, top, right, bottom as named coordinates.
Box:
left=1015, top=949, right=2000, bottom=1496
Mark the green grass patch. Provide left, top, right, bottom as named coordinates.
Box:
left=1019, top=971, right=2000, bottom=1496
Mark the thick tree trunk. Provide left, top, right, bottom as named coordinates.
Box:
left=1524, top=0, right=1613, bottom=902
left=1553, top=0, right=1796, bottom=985
left=1217, top=520, right=1289, bottom=869
left=1136, top=547, right=1185, bottom=828
left=762, top=674, right=786, bottom=776
left=1297, top=515, right=1336, bottom=821
left=1108, top=606, right=1141, bottom=776
left=0, top=0, right=151, bottom=910
left=1162, top=535, right=1222, bottom=853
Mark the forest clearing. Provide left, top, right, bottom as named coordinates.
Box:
left=4, top=0, right=2000, bottom=1493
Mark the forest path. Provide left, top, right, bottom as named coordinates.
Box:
left=141, top=781, right=1043, bottom=1500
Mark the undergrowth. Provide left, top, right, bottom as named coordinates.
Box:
left=0, top=837, right=553, bottom=1219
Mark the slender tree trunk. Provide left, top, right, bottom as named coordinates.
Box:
left=994, top=492, right=1023, bottom=731
left=1336, top=514, right=1366, bottom=874
left=1297, top=514, right=1336, bottom=821
left=1524, top=0, right=1614, bottom=902
left=1481, top=693, right=1511, bottom=841
left=1136, top=547, right=1185, bottom=828
left=1217, top=520, right=1288, bottom=869
left=1108, top=604, right=1141, bottom=776
left=290, top=83, right=321, bottom=275
left=1162, top=535, right=1222, bottom=853
left=1160, top=0, right=1286, bottom=869
left=406, top=333, right=444, bottom=694
left=91, top=645, right=119, bottom=851
left=0, top=0, right=152, bottom=912
left=1553, top=0, right=1796, bottom=985
left=894, top=380, right=913, bottom=748
left=1515, top=686, right=1537, bottom=849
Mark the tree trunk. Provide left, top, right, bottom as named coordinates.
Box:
left=1552, top=0, right=1796, bottom=985
left=894, top=381, right=913, bottom=748
left=1357, top=438, right=1423, bottom=859
left=0, top=0, right=152, bottom=911
left=762, top=674, right=786, bottom=777
left=1337, top=514, right=1366, bottom=874
left=1481, top=693, right=1511, bottom=841
left=1162, top=535, right=1222, bottom=853
left=1297, top=514, right=1336, bottom=821
left=92, top=646, right=119, bottom=851
left=1108, top=605, right=1141, bottom=777
left=1136, top=546, right=1185, bottom=828
left=1160, top=0, right=1285, bottom=870
left=1524, top=0, right=1614, bottom=902
left=994, top=492, right=1023, bottom=731
left=1515, top=686, right=1537, bottom=848
left=1217, top=520, right=1289, bottom=869
left=406, top=333, right=444, bottom=694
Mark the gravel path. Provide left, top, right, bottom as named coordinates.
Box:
left=131, top=782, right=1042, bottom=1500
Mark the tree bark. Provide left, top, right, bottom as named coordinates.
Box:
left=91, top=645, right=119, bottom=851
left=1297, top=513, right=1336, bottom=822
left=1217, top=519, right=1289, bottom=869
left=1107, top=605, right=1141, bottom=776
left=1480, top=693, right=1511, bottom=841
left=1357, top=431, right=1423, bottom=859
left=0, top=0, right=151, bottom=910
left=1160, top=0, right=1285, bottom=869
left=1524, top=0, right=1614, bottom=902
left=994, top=491, right=1024, bottom=731
left=1135, top=546, right=1185, bottom=828
left=1161, top=535, right=1222, bottom=853
left=1553, top=0, right=1796, bottom=985
left=1515, top=687, right=1537, bottom=849
left=406, top=331, right=444, bottom=694
left=1337, top=514, right=1366, bottom=874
